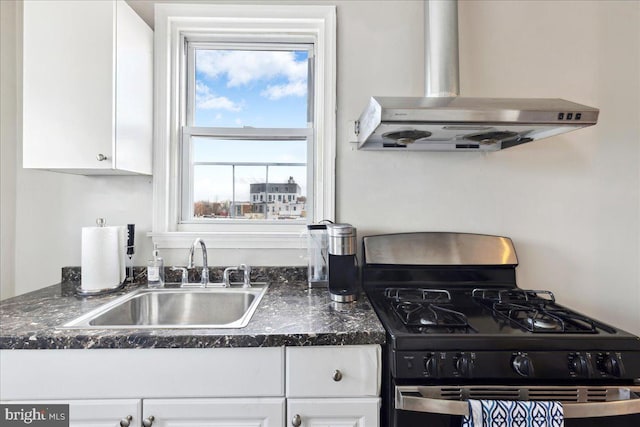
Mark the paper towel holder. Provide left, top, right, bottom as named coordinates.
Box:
left=76, top=218, right=128, bottom=297
left=76, top=279, right=127, bottom=297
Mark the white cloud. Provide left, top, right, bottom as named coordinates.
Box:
left=261, top=80, right=307, bottom=100
left=196, top=81, right=242, bottom=112
left=196, top=50, right=307, bottom=99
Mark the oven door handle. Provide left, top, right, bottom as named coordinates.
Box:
left=396, top=386, right=640, bottom=419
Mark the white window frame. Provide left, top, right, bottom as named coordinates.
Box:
left=151, top=4, right=336, bottom=249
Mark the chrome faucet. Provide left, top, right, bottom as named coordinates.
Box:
left=187, top=238, right=209, bottom=285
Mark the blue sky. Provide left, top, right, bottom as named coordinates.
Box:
left=192, top=49, right=309, bottom=205
left=194, top=49, right=309, bottom=128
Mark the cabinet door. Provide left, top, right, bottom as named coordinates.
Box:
left=23, top=0, right=115, bottom=171
left=3, top=399, right=141, bottom=427
left=22, top=0, right=152, bottom=175
left=287, top=398, right=380, bottom=427
left=142, top=398, right=285, bottom=427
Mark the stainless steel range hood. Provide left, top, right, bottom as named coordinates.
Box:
left=356, top=96, right=599, bottom=151
left=355, top=1, right=599, bottom=151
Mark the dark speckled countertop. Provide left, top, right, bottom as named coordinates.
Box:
left=0, top=267, right=386, bottom=349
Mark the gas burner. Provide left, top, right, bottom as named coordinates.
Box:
left=526, top=315, right=560, bottom=330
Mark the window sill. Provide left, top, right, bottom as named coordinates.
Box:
left=148, top=231, right=305, bottom=250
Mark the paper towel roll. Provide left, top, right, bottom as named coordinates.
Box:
left=81, top=226, right=126, bottom=291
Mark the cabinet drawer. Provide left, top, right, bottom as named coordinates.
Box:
left=0, top=348, right=284, bottom=399
left=286, top=345, right=381, bottom=397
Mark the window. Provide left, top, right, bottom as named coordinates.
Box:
left=184, top=43, right=312, bottom=222
left=152, top=4, right=336, bottom=249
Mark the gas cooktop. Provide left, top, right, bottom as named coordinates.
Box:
left=361, top=232, right=640, bottom=381
left=366, top=285, right=640, bottom=352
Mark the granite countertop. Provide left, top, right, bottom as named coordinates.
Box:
left=0, top=267, right=386, bottom=349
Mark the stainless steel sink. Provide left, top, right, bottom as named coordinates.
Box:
left=62, top=284, right=268, bottom=329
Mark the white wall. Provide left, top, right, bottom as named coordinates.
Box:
left=454, top=0, right=640, bottom=336
left=2, top=0, right=639, bottom=336
left=338, top=0, right=640, bottom=335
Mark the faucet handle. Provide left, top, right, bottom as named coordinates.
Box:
left=223, top=265, right=252, bottom=288
left=170, top=267, right=189, bottom=286
left=223, top=266, right=236, bottom=288
left=239, top=264, right=251, bottom=288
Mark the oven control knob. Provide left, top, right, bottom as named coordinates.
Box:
left=512, top=354, right=534, bottom=377
left=454, top=353, right=473, bottom=377
left=568, top=354, right=591, bottom=377
left=424, top=354, right=438, bottom=376
left=599, top=354, right=623, bottom=377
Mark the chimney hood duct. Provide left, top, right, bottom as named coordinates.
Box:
left=355, top=0, right=599, bottom=151
left=425, top=0, right=459, bottom=97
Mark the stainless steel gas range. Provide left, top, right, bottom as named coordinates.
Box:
left=361, top=232, right=640, bottom=427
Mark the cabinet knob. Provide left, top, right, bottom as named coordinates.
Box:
left=332, top=369, right=343, bottom=382
left=119, top=415, right=133, bottom=427
left=96, top=153, right=108, bottom=161
left=142, top=415, right=155, bottom=427
left=291, top=414, right=302, bottom=427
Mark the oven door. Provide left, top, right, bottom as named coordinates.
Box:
left=395, top=385, right=640, bottom=427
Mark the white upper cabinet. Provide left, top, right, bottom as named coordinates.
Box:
left=22, top=0, right=153, bottom=175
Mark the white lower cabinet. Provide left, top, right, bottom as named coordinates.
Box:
left=142, top=398, right=285, bottom=427
left=0, top=345, right=381, bottom=427
left=287, top=398, right=380, bottom=427
left=286, top=345, right=381, bottom=427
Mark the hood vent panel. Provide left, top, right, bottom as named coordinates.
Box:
left=355, top=96, right=599, bottom=151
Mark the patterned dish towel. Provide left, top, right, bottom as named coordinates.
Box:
left=461, top=400, right=564, bottom=427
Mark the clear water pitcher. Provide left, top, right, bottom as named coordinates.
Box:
left=307, top=224, right=329, bottom=288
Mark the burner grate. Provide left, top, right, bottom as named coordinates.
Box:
left=385, top=288, right=452, bottom=303
left=473, top=288, right=615, bottom=334
left=472, top=288, right=556, bottom=304
left=385, top=287, right=473, bottom=332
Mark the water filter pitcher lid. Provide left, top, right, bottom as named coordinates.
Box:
left=327, top=223, right=356, bottom=237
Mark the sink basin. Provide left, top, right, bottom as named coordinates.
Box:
left=62, top=284, right=268, bottom=329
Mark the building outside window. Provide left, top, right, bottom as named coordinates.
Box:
left=249, top=176, right=305, bottom=219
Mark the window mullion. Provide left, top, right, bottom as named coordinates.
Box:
left=183, top=126, right=312, bottom=140
left=232, top=164, right=236, bottom=219
left=265, top=165, right=269, bottom=220
left=180, top=130, right=193, bottom=222
left=187, top=40, right=314, bottom=51
left=186, top=43, right=196, bottom=127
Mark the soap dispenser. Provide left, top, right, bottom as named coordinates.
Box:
left=147, top=243, right=165, bottom=288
